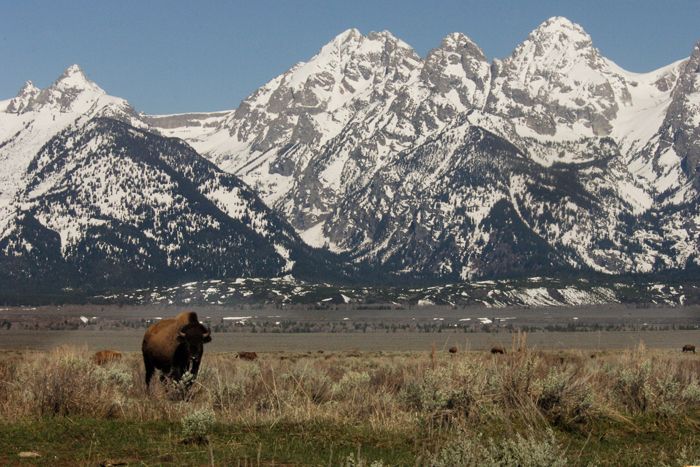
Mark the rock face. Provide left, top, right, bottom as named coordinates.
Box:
left=146, top=17, right=698, bottom=279
left=1, top=17, right=699, bottom=288
left=0, top=118, right=343, bottom=292
left=0, top=65, right=145, bottom=215
left=486, top=17, right=631, bottom=138
left=647, top=42, right=700, bottom=191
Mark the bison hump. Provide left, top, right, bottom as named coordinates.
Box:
left=176, top=311, right=200, bottom=326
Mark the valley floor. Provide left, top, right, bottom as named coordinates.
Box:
left=1, top=343, right=699, bottom=465
left=1, top=329, right=700, bottom=352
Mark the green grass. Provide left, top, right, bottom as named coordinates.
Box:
left=563, top=413, right=700, bottom=466
left=1, top=415, right=699, bottom=466
left=0, top=418, right=419, bottom=466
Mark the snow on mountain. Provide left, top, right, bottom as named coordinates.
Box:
left=0, top=117, right=346, bottom=292
left=88, top=275, right=700, bottom=308
left=2, top=17, right=698, bottom=289
left=641, top=42, right=700, bottom=194
left=147, top=28, right=493, bottom=215
left=0, top=65, right=145, bottom=215
left=485, top=17, right=681, bottom=151
left=5, top=81, right=40, bottom=113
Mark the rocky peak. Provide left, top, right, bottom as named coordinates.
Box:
left=486, top=17, right=631, bottom=138
left=6, top=80, right=40, bottom=113
left=506, top=16, right=600, bottom=77
left=657, top=41, right=700, bottom=189
left=23, top=64, right=105, bottom=113
left=421, top=32, right=490, bottom=110
left=686, top=41, right=700, bottom=72
left=438, top=32, right=485, bottom=56
left=328, top=28, right=362, bottom=45
left=50, top=64, right=103, bottom=97
left=528, top=16, right=593, bottom=47
left=222, top=28, right=422, bottom=153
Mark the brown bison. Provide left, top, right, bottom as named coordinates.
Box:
left=237, top=351, right=258, bottom=361
left=490, top=346, right=506, bottom=355
left=93, top=350, right=122, bottom=365
left=682, top=344, right=696, bottom=353
left=142, top=311, right=211, bottom=387
left=448, top=346, right=458, bottom=354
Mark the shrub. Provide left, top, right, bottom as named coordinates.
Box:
left=614, top=359, right=653, bottom=412
left=654, top=373, right=682, bottom=417
left=430, top=429, right=568, bottom=467
left=167, top=371, right=197, bottom=400
left=181, top=408, right=215, bottom=444
left=682, top=379, right=700, bottom=404
left=342, top=451, right=385, bottom=467
left=95, top=364, right=133, bottom=392
left=401, top=367, right=452, bottom=412
left=20, top=348, right=127, bottom=417
left=535, top=368, right=594, bottom=425
left=332, top=371, right=371, bottom=399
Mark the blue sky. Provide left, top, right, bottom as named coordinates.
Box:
left=1, top=0, right=698, bottom=114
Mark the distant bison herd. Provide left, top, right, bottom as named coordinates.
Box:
left=86, top=311, right=699, bottom=391
left=92, top=349, right=122, bottom=365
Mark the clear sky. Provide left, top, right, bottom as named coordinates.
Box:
left=1, top=0, right=698, bottom=114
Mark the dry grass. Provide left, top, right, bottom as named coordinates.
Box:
left=0, top=334, right=699, bottom=464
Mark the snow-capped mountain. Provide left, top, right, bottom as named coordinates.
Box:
left=0, top=117, right=345, bottom=292
left=1, top=16, right=698, bottom=292
left=0, top=65, right=145, bottom=217
left=146, top=17, right=698, bottom=280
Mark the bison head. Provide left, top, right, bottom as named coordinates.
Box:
left=177, top=322, right=212, bottom=369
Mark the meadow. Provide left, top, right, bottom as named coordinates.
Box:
left=0, top=335, right=699, bottom=465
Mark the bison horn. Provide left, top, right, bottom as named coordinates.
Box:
left=202, top=326, right=211, bottom=338
left=178, top=329, right=186, bottom=338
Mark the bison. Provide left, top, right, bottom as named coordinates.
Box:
left=682, top=344, right=696, bottom=354
left=237, top=351, right=258, bottom=361
left=142, top=311, right=211, bottom=388
left=93, top=349, right=122, bottom=365
left=448, top=346, right=458, bottom=354
left=490, top=346, right=506, bottom=355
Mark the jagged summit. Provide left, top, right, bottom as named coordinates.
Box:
left=6, top=80, right=40, bottom=113
left=440, top=32, right=483, bottom=53
left=17, top=80, right=39, bottom=95
left=531, top=16, right=591, bottom=40
left=510, top=16, right=596, bottom=66
left=1, top=20, right=699, bottom=289
left=329, top=28, right=362, bottom=44
left=51, top=63, right=102, bottom=92
left=11, top=63, right=107, bottom=115
left=520, top=17, right=594, bottom=57
left=0, top=64, right=144, bottom=215
left=689, top=41, right=700, bottom=67
left=61, top=63, right=84, bottom=76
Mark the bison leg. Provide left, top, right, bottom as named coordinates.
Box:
left=144, top=355, right=155, bottom=388
left=190, top=359, right=201, bottom=379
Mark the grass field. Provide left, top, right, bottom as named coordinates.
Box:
left=1, top=333, right=700, bottom=465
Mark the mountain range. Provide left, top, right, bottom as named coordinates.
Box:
left=1, top=17, right=698, bottom=295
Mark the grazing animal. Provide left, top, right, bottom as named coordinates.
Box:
left=93, top=350, right=122, bottom=365
left=448, top=346, right=458, bottom=354
left=490, top=346, right=505, bottom=355
left=682, top=344, right=696, bottom=353
left=142, top=311, right=211, bottom=387
left=237, top=351, right=258, bottom=361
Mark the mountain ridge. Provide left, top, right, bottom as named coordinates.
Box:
left=0, top=17, right=698, bottom=292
